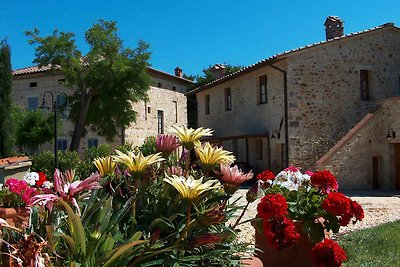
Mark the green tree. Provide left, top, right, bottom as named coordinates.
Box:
left=0, top=39, right=13, bottom=157
left=26, top=20, right=152, bottom=151
left=14, top=108, right=55, bottom=153
left=189, top=64, right=242, bottom=90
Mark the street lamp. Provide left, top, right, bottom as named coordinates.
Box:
left=40, top=91, right=68, bottom=169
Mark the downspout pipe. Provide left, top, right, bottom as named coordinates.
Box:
left=270, top=64, right=289, bottom=168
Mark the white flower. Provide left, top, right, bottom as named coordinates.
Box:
left=42, top=181, right=53, bottom=189
left=23, top=172, right=39, bottom=186
left=0, top=183, right=3, bottom=191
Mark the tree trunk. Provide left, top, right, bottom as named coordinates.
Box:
left=69, top=92, right=92, bottom=151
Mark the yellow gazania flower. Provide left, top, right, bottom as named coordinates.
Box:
left=195, top=142, right=235, bottom=169
left=112, top=150, right=164, bottom=176
left=164, top=175, right=221, bottom=201
left=93, top=156, right=117, bottom=176
left=169, top=125, right=213, bottom=150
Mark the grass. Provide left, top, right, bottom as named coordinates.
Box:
left=339, top=220, right=400, bottom=267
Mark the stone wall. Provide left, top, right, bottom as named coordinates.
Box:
left=196, top=62, right=287, bottom=172
left=12, top=72, right=115, bottom=153
left=124, top=86, right=187, bottom=147
left=287, top=28, right=400, bottom=168
left=12, top=70, right=189, bottom=152
left=317, top=98, right=400, bottom=190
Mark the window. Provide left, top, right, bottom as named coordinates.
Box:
left=29, top=82, right=37, bottom=87
left=28, top=96, right=38, bottom=110
left=205, top=94, right=210, bottom=115
left=158, top=82, right=162, bottom=88
left=360, top=70, right=370, bottom=100
left=147, top=106, right=151, bottom=113
left=225, top=88, right=232, bottom=111
left=157, top=110, right=164, bottom=134
left=173, top=100, right=178, bottom=123
left=57, top=139, right=68, bottom=152
left=172, top=86, right=176, bottom=91
left=87, top=138, right=98, bottom=148
left=259, top=75, right=268, bottom=104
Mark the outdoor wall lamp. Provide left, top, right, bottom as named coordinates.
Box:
left=271, top=130, right=281, bottom=141
left=386, top=129, right=396, bottom=141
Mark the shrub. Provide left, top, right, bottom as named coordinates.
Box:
left=31, top=151, right=54, bottom=178
left=137, top=136, right=156, bottom=156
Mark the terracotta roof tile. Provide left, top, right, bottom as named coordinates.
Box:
left=190, top=23, right=399, bottom=94
left=0, top=156, right=31, bottom=168
left=13, top=64, right=193, bottom=83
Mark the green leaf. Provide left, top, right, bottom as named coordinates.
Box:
left=102, top=240, right=146, bottom=267
left=58, top=199, right=86, bottom=257
left=302, top=220, right=325, bottom=243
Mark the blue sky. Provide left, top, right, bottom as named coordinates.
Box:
left=1, top=0, right=399, bottom=77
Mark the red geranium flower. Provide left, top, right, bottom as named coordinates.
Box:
left=350, top=200, right=364, bottom=222
left=311, top=239, right=347, bottom=267
left=263, top=217, right=300, bottom=249
left=36, top=172, right=47, bottom=187
left=257, top=193, right=288, bottom=219
left=257, top=170, right=275, bottom=181
left=22, top=187, right=37, bottom=205
left=322, top=192, right=352, bottom=226
left=311, top=170, right=338, bottom=194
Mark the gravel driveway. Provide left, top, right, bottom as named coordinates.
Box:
left=230, top=190, right=400, bottom=244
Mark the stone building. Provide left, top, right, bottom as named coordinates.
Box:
left=191, top=17, right=400, bottom=190
left=12, top=65, right=192, bottom=153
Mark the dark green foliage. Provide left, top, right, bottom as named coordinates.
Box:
left=188, top=64, right=242, bottom=91
left=31, top=150, right=79, bottom=178
left=77, top=144, right=113, bottom=178
left=0, top=39, right=14, bottom=157
left=26, top=20, right=152, bottom=151
left=138, top=136, right=156, bottom=156
left=339, top=220, right=400, bottom=266
left=14, top=108, right=55, bottom=152
left=31, top=151, right=54, bottom=178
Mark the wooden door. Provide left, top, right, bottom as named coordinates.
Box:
left=372, top=157, right=379, bottom=189
left=394, top=144, right=400, bottom=189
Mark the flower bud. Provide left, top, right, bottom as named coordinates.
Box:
left=191, top=234, right=221, bottom=246
left=246, top=181, right=260, bottom=203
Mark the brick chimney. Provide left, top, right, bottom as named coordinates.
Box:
left=174, top=66, right=182, bottom=77
left=324, top=16, right=344, bottom=40
left=210, top=64, right=226, bottom=80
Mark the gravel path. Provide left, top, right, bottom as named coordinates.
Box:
left=230, top=190, right=400, bottom=244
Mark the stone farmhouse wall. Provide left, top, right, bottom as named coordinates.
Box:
left=317, top=98, right=400, bottom=190
left=12, top=70, right=189, bottom=153
left=287, top=28, right=400, bottom=168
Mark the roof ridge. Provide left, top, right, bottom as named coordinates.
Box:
left=191, top=22, right=398, bottom=93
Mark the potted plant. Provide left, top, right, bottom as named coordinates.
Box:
left=0, top=172, right=50, bottom=227
left=253, top=167, right=364, bottom=267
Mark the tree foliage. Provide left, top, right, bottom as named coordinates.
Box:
left=26, top=20, right=152, bottom=151
left=188, top=64, right=242, bottom=90
left=13, top=108, right=55, bottom=152
left=0, top=39, right=14, bottom=157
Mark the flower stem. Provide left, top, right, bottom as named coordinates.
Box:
left=232, top=201, right=250, bottom=229
left=185, top=149, right=191, bottom=174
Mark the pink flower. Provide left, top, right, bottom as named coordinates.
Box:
left=219, top=164, right=253, bottom=185
left=31, top=169, right=102, bottom=212
left=156, top=134, right=180, bottom=155
left=166, top=166, right=184, bottom=176
left=5, top=179, right=28, bottom=194
left=284, top=166, right=299, bottom=172
left=22, top=188, right=37, bottom=205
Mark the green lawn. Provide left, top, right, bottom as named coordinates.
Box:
left=339, top=220, right=400, bottom=267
